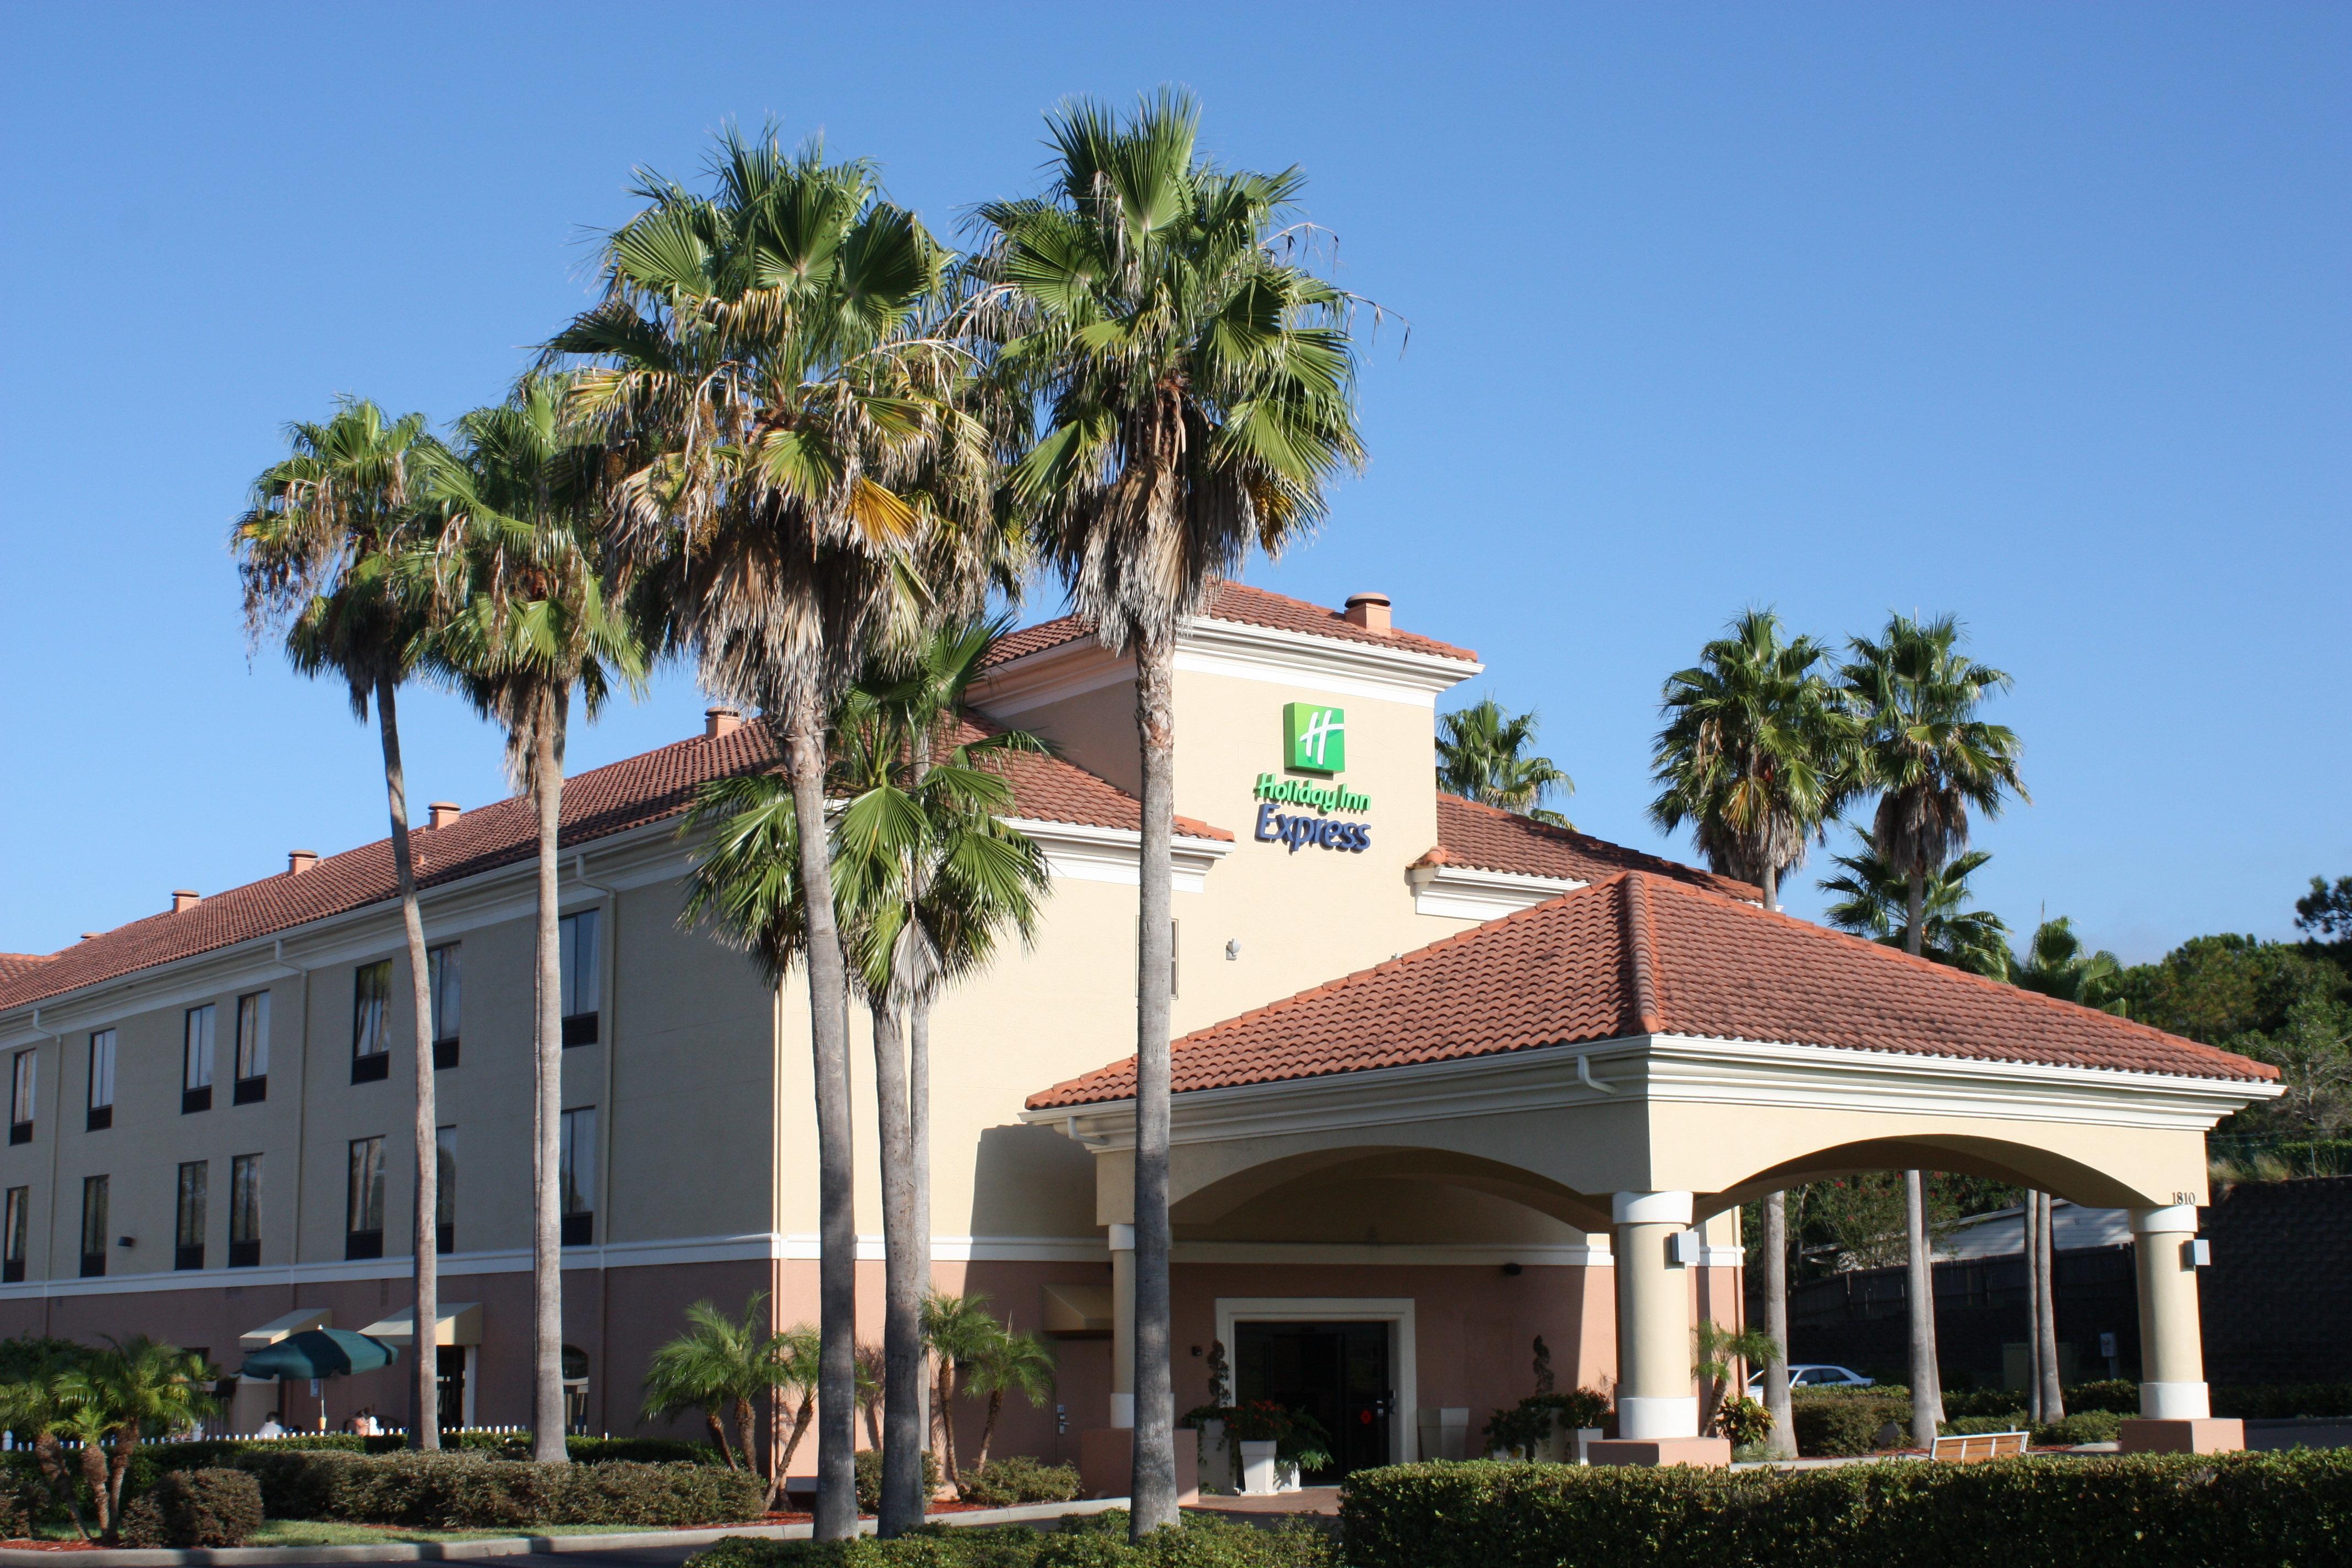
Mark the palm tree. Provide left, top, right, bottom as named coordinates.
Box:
left=422, top=381, right=644, bottom=1462
left=1841, top=612, right=2028, bottom=1451
left=1649, top=609, right=1854, bottom=910
left=554, top=129, right=974, bottom=1542
left=0, top=1349, right=103, bottom=1538
left=1819, top=839, right=2012, bottom=977
left=641, top=1294, right=807, bottom=1499
left=2012, top=917, right=2127, bottom=1014
left=72, top=1338, right=216, bottom=1540
left=1691, top=1320, right=1777, bottom=1440
left=961, top=1324, right=1055, bottom=1475
left=919, top=1289, right=999, bottom=1484
left=971, top=89, right=1366, bottom=1536
left=1435, top=699, right=1574, bottom=826
left=232, top=399, right=449, bottom=1450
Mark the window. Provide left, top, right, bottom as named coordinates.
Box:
left=182, top=1004, right=215, bottom=1113
left=3, top=1187, right=26, bottom=1283
left=86, top=1031, right=114, bottom=1131
left=9, top=1049, right=34, bottom=1144
left=233, top=992, right=269, bottom=1102
left=559, top=911, right=600, bottom=1046
left=559, top=1107, right=595, bottom=1245
left=428, top=945, right=461, bottom=1068
left=435, top=1125, right=456, bottom=1254
left=352, top=960, right=393, bottom=1082
left=175, top=1161, right=206, bottom=1271
left=229, top=1155, right=262, bottom=1268
left=345, top=1137, right=385, bottom=1259
left=79, top=1175, right=107, bottom=1278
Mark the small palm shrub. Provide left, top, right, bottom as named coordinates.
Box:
left=956, top=1456, right=1081, bottom=1507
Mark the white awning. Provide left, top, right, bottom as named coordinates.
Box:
left=238, top=1307, right=330, bottom=1351
left=357, top=1302, right=482, bottom=1346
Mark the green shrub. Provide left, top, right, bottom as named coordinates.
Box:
left=1341, top=1454, right=2352, bottom=1568
left=1938, top=1414, right=2028, bottom=1436
left=231, top=1449, right=765, bottom=1528
left=117, top=1468, right=263, bottom=1548
left=957, top=1456, right=1081, bottom=1507
left=1480, top=1390, right=1612, bottom=1456
left=1789, top=1393, right=1910, bottom=1456
left=2215, top=1382, right=2352, bottom=1419
left=1715, top=1397, right=1771, bottom=1450
left=685, top=1511, right=1332, bottom=1568
left=853, top=1448, right=943, bottom=1513
left=2034, top=1410, right=2125, bottom=1446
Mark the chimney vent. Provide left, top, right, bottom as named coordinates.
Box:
left=427, top=802, right=461, bottom=830
left=171, top=890, right=201, bottom=914
left=287, top=850, right=319, bottom=876
left=1343, top=592, right=1393, bottom=634
left=705, top=707, right=744, bottom=739
left=80, top=932, right=102, bottom=942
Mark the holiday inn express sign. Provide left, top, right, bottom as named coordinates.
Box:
left=1254, top=703, right=1374, bottom=854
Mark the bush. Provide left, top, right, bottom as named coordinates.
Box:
left=853, top=1448, right=943, bottom=1513
left=1789, top=1393, right=1912, bottom=1456
left=1716, top=1397, right=1771, bottom=1450
left=957, top=1456, right=1082, bottom=1507
left=231, top=1449, right=766, bottom=1528
left=687, top=1510, right=1333, bottom=1568
left=1341, top=1453, right=2352, bottom=1568
left=1480, top=1390, right=1613, bottom=1456
left=117, top=1468, right=263, bottom=1548
left=2035, top=1410, right=2125, bottom=1446
left=2215, top=1382, right=2352, bottom=1419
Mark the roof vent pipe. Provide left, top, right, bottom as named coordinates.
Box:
left=427, top=803, right=461, bottom=830
left=171, top=890, right=201, bottom=914
left=287, top=851, right=319, bottom=876
left=1343, top=592, right=1392, bottom=634
left=705, top=707, right=743, bottom=739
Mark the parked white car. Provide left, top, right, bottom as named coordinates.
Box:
left=1747, top=1364, right=1875, bottom=1396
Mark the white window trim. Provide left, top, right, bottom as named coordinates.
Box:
left=1212, top=1296, right=1419, bottom=1463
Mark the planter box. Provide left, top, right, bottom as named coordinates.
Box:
left=1196, top=1418, right=1234, bottom=1494
left=1238, top=1439, right=1281, bottom=1496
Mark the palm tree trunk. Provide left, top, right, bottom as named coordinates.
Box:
left=785, top=687, right=859, bottom=1542
left=2036, top=1192, right=2065, bottom=1420
left=378, top=676, right=440, bottom=1452
left=1904, top=871, right=1926, bottom=958
left=1903, top=1170, right=1943, bottom=1447
left=1761, top=1190, right=1795, bottom=1458
left=976, top=1389, right=1003, bottom=1474
left=1761, top=860, right=1778, bottom=912
left=872, top=999, right=924, bottom=1536
left=1129, top=633, right=1178, bottom=1538
left=779, top=1391, right=815, bottom=1488
left=706, top=1410, right=737, bottom=1469
left=909, top=994, right=933, bottom=1485
left=2025, top=1193, right=2044, bottom=1424
left=941, top=1360, right=961, bottom=1482
left=530, top=689, right=569, bottom=1464
left=78, top=1439, right=110, bottom=1539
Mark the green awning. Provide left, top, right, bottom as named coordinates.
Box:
left=237, top=1327, right=398, bottom=1381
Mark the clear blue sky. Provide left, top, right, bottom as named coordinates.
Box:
left=2, top=3, right=2344, bottom=962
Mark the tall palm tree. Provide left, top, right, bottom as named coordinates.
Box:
left=1435, top=699, right=1574, bottom=826
left=231, top=399, right=448, bottom=1450
left=961, top=1324, right=1055, bottom=1474
left=554, top=130, right=974, bottom=1542
left=1819, top=839, right=2012, bottom=977
left=1649, top=608, right=1852, bottom=1457
left=1649, top=609, right=1854, bottom=910
left=1841, top=612, right=2028, bottom=1451
left=640, top=1294, right=805, bottom=1507
left=422, top=381, right=644, bottom=1463
left=971, top=90, right=1366, bottom=1535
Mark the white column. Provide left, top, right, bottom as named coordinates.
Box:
left=1613, top=1191, right=1698, bottom=1440
left=1108, top=1222, right=1136, bottom=1428
left=2131, top=1205, right=2210, bottom=1418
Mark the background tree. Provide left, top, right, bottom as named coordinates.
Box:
left=1819, top=838, right=2011, bottom=976
left=641, top=1293, right=806, bottom=1503
left=919, top=1290, right=999, bottom=1483
left=557, top=130, right=970, bottom=1540
left=1691, top=1320, right=1776, bottom=1439
left=75, top=1338, right=216, bottom=1541
left=961, top=1324, right=1055, bottom=1474
left=0, top=1349, right=105, bottom=1538
left=423, top=382, right=643, bottom=1462
left=2011, top=917, right=2128, bottom=1014
left=1436, top=698, right=1573, bottom=826
left=972, top=89, right=1367, bottom=1534
left=231, top=399, right=448, bottom=1448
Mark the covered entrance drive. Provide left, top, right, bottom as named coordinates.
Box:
left=1028, top=872, right=2280, bottom=1466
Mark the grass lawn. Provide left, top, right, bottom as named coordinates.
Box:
left=26, top=1521, right=707, bottom=1547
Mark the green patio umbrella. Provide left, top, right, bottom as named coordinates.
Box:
left=239, top=1330, right=399, bottom=1432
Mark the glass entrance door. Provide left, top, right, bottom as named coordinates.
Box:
left=1233, top=1320, right=1392, bottom=1480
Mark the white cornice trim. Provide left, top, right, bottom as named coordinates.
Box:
left=1407, top=862, right=1584, bottom=921
left=1006, top=818, right=1235, bottom=894
left=1174, top=617, right=1481, bottom=707
left=971, top=640, right=1132, bottom=718
left=1174, top=1240, right=1610, bottom=1266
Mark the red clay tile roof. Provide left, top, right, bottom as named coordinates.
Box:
left=983, top=582, right=1479, bottom=668
left=1426, top=794, right=1760, bottom=901
left=1027, top=872, right=2277, bottom=1109
left=0, top=716, right=1226, bottom=1014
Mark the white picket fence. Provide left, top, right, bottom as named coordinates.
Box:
left=2, top=1425, right=601, bottom=1451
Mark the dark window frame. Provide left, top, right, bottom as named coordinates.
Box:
left=78, top=1175, right=107, bottom=1278
left=558, top=911, right=600, bottom=1048
left=428, top=945, right=461, bottom=1067
left=86, top=1030, right=115, bottom=1130
left=9, top=1048, right=34, bottom=1143
left=2, top=1186, right=25, bottom=1284
left=173, top=1161, right=206, bottom=1271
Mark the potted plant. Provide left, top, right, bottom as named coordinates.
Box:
left=1222, top=1401, right=1333, bottom=1493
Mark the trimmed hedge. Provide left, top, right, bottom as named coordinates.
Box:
left=1340, top=1455, right=2352, bottom=1568
left=2217, top=1384, right=2352, bottom=1419
left=231, top=1450, right=766, bottom=1528
left=688, top=1511, right=1332, bottom=1568
left=957, top=1457, right=1081, bottom=1507
left=1790, top=1394, right=1911, bottom=1456
left=117, top=1468, right=264, bottom=1548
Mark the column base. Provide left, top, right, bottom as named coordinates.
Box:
left=2117, top=1418, right=2244, bottom=1455
left=1614, top=1395, right=1701, bottom=1440
left=1586, top=1436, right=1732, bottom=1468
left=1077, top=1426, right=1200, bottom=1501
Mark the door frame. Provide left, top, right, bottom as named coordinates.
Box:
left=1214, top=1297, right=1418, bottom=1464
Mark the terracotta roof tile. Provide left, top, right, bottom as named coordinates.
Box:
left=1, top=716, right=1226, bottom=1014
left=1027, top=872, right=2276, bottom=1109
left=982, top=582, right=1478, bottom=668
left=1426, top=794, right=1760, bottom=900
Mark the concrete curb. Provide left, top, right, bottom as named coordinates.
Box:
left=0, top=1498, right=1131, bottom=1566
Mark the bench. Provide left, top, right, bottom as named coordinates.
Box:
left=1931, top=1430, right=2029, bottom=1462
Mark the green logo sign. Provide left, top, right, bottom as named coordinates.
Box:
left=1284, top=703, right=1346, bottom=774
